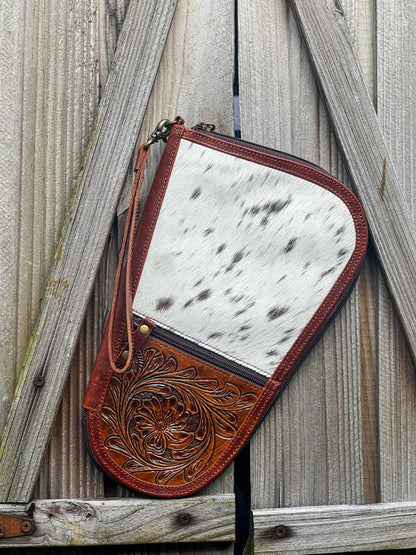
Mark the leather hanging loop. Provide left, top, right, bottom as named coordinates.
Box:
left=107, top=144, right=150, bottom=373
left=107, top=116, right=184, bottom=373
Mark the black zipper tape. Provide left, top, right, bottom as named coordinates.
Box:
left=133, top=314, right=268, bottom=388
left=191, top=125, right=331, bottom=175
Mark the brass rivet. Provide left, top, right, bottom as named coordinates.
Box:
left=139, top=324, right=150, bottom=335
left=122, top=350, right=129, bottom=360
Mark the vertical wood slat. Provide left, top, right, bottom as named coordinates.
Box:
left=0, top=0, right=102, bottom=433
left=0, top=0, right=177, bottom=504
left=376, top=0, right=416, bottom=503
left=0, top=0, right=108, bottom=500
left=341, top=0, right=380, bottom=505
left=0, top=0, right=26, bottom=433
left=238, top=0, right=363, bottom=510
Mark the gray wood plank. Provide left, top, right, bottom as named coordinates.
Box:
left=0, top=0, right=177, bottom=503
left=341, top=0, right=380, bottom=505
left=238, top=0, right=363, bottom=509
left=289, top=0, right=416, bottom=365
left=252, top=501, right=416, bottom=554
left=375, top=0, right=416, bottom=502
left=0, top=0, right=25, bottom=433
left=0, top=495, right=234, bottom=547
left=0, top=0, right=107, bottom=500
left=34, top=0, right=127, bottom=503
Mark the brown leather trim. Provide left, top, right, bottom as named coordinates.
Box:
left=83, top=125, right=184, bottom=410
left=85, top=125, right=368, bottom=497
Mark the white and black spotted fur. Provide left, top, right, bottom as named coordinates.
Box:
left=133, top=139, right=356, bottom=378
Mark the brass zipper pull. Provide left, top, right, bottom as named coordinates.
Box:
left=144, top=116, right=184, bottom=150
left=193, top=122, right=216, bottom=132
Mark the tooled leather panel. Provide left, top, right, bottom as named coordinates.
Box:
left=93, top=336, right=262, bottom=489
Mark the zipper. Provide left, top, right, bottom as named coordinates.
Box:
left=132, top=314, right=268, bottom=387
left=191, top=123, right=330, bottom=175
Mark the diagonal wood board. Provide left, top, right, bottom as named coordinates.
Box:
left=0, top=0, right=177, bottom=503
left=289, top=0, right=416, bottom=363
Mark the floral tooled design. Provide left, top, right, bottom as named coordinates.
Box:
left=101, top=342, right=259, bottom=485
left=134, top=396, right=193, bottom=455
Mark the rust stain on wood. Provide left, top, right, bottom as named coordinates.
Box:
left=56, top=240, right=62, bottom=263
left=379, top=157, right=386, bottom=199
left=50, top=279, right=68, bottom=299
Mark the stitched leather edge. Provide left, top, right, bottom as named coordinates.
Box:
left=85, top=125, right=368, bottom=497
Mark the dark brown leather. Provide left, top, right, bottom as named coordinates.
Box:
left=84, top=122, right=368, bottom=497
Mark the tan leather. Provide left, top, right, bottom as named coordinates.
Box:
left=88, top=335, right=262, bottom=495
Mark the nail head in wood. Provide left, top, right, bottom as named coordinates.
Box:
left=21, top=520, right=33, bottom=534
left=33, top=376, right=44, bottom=387
left=273, top=524, right=288, bottom=538
left=177, top=512, right=192, bottom=525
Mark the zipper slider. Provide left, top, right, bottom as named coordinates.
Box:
left=193, top=122, right=216, bottom=132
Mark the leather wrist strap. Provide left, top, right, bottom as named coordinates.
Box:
left=106, top=116, right=186, bottom=373
left=107, top=144, right=150, bottom=373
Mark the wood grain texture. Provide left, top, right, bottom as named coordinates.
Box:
left=340, top=0, right=380, bottom=505
left=0, top=0, right=177, bottom=504
left=0, top=0, right=100, bottom=434
left=238, top=0, right=363, bottom=509
left=375, top=0, right=416, bottom=502
left=0, top=495, right=234, bottom=548
left=252, top=501, right=416, bottom=554
left=35, top=0, right=130, bottom=503
left=0, top=0, right=107, bottom=501
left=289, top=0, right=416, bottom=365
left=341, top=0, right=375, bottom=102
left=0, top=0, right=26, bottom=434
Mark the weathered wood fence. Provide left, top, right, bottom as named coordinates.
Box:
left=0, top=0, right=415, bottom=553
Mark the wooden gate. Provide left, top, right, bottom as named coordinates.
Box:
left=1, top=1, right=415, bottom=553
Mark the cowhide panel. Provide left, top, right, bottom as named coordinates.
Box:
left=133, top=139, right=356, bottom=377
